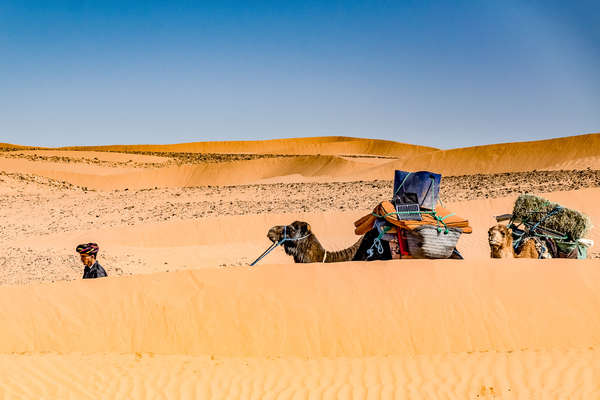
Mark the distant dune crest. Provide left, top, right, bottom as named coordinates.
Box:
left=2, top=133, right=600, bottom=190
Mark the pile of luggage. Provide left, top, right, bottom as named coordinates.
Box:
left=498, top=194, right=593, bottom=259
left=354, top=170, right=472, bottom=260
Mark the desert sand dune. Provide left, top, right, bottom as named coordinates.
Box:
left=0, top=154, right=390, bottom=190
left=0, top=261, right=599, bottom=357
left=2, top=134, right=599, bottom=190
left=64, top=132, right=599, bottom=176
left=1, top=350, right=598, bottom=399
left=9, top=150, right=170, bottom=164
left=60, top=136, right=439, bottom=157
left=0, top=143, right=39, bottom=150
left=2, top=135, right=599, bottom=399
left=0, top=260, right=600, bottom=399
left=365, top=133, right=600, bottom=176
left=0, top=156, right=141, bottom=178
left=545, top=155, right=600, bottom=171
left=0, top=261, right=599, bottom=398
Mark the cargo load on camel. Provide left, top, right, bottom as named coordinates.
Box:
left=354, top=170, right=472, bottom=260
left=491, top=194, right=593, bottom=259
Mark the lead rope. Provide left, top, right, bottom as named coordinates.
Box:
left=514, top=205, right=563, bottom=251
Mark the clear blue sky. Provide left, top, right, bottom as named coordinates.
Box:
left=1, top=1, right=598, bottom=148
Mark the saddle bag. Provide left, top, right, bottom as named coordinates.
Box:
left=405, top=225, right=462, bottom=259
left=556, top=240, right=589, bottom=259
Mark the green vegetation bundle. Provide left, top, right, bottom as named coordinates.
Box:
left=512, top=194, right=591, bottom=240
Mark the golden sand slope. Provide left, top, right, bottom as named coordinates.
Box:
left=370, top=133, right=600, bottom=175
left=2, top=134, right=600, bottom=190
left=58, top=133, right=600, bottom=175
left=10, top=150, right=170, bottom=164
left=0, top=261, right=599, bottom=398
left=59, top=132, right=600, bottom=175
left=60, top=136, right=438, bottom=157
left=1, top=350, right=598, bottom=399
left=0, top=155, right=385, bottom=189
left=1, top=261, right=599, bottom=357
left=2, top=134, right=600, bottom=398
left=0, top=143, right=38, bottom=150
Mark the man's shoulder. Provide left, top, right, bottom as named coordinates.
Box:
left=94, top=262, right=108, bottom=277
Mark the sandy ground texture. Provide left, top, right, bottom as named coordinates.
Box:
left=0, top=264, right=598, bottom=398
left=1, top=169, right=599, bottom=285
left=0, top=350, right=598, bottom=399
left=1, top=135, right=599, bottom=398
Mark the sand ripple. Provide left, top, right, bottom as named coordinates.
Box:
left=0, top=350, right=597, bottom=399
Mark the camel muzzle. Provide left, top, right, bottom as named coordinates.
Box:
left=267, top=227, right=284, bottom=243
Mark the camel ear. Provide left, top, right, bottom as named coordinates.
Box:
left=306, top=224, right=311, bottom=232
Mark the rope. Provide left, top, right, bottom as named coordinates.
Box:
left=438, top=195, right=445, bottom=208
left=371, top=209, right=453, bottom=234
left=371, top=210, right=435, bottom=218
left=249, top=243, right=278, bottom=267
left=367, top=237, right=384, bottom=258
left=529, top=206, right=562, bottom=233
left=436, top=212, right=455, bottom=234
left=534, top=231, right=571, bottom=242
left=376, top=225, right=391, bottom=240
left=393, top=172, right=412, bottom=196
left=513, top=205, right=564, bottom=250
left=322, top=251, right=328, bottom=263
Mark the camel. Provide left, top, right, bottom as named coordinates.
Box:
left=267, top=221, right=392, bottom=263
left=267, top=220, right=463, bottom=263
left=488, top=224, right=547, bottom=258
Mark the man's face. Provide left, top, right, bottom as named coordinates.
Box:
left=80, top=253, right=95, bottom=267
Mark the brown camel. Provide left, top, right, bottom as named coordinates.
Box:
left=267, top=220, right=463, bottom=263
left=266, top=221, right=389, bottom=263
left=488, top=224, right=543, bottom=258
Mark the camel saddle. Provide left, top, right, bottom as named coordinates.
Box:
left=354, top=201, right=472, bottom=235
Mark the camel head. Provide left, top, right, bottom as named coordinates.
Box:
left=488, top=224, right=512, bottom=251
left=267, top=221, right=313, bottom=257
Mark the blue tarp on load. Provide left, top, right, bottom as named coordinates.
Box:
left=393, top=170, right=442, bottom=210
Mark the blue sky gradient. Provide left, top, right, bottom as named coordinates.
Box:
left=1, top=1, right=599, bottom=148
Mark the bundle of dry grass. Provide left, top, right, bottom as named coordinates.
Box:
left=512, top=194, right=591, bottom=240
